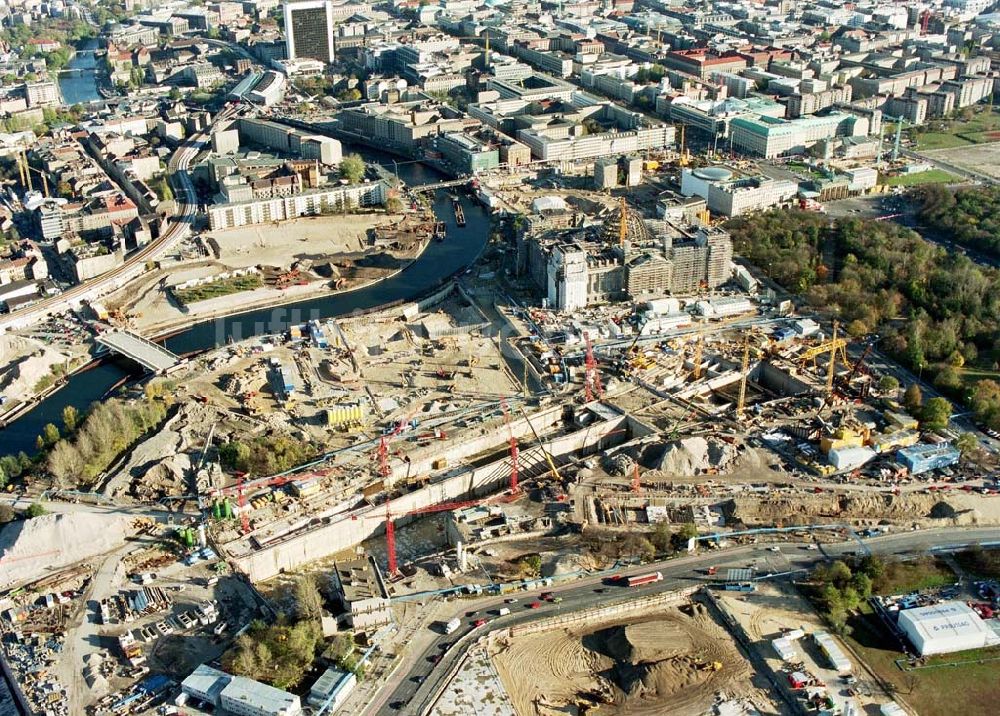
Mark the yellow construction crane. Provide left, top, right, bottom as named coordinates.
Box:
left=677, top=125, right=690, bottom=167
left=619, top=196, right=628, bottom=248
left=736, top=336, right=750, bottom=419
left=691, top=328, right=704, bottom=381
left=518, top=405, right=562, bottom=483
left=798, top=333, right=849, bottom=366
left=455, top=33, right=491, bottom=69
left=826, top=320, right=839, bottom=393
left=17, top=151, right=49, bottom=197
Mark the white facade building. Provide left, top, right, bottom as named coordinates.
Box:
left=547, top=245, right=588, bottom=311
left=897, top=601, right=1000, bottom=656
left=207, top=182, right=386, bottom=230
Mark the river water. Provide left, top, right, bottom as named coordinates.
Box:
left=57, top=39, right=101, bottom=106
left=0, top=154, right=490, bottom=455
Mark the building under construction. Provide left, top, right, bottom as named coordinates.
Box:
left=528, top=202, right=734, bottom=311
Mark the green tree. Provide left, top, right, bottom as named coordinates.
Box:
left=921, top=396, right=952, bottom=430
left=291, top=575, right=324, bottom=622
left=651, top=522, right=671, bottom=553
left=24, top=503, right=46, bottom=518
left=671, top=522, right=698, bottom=552
left=850, top=572, right=873, bottom=599
left=339, top=154, right=365, bottom=184
left=879, top=375, right=900, bottom=394
left=826, top=560, right=853, bottom=589
left=903, top=384, right=923, bottom=413
left=62, top=405, right=79, bottom=433
left=955, top=432, right=979, bottom=456
left=42, top=422, right=60, bottom=446
left=970, top=379, right=1000, bottom=430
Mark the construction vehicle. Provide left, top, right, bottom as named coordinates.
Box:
left=697, top=661, right=723, bottom=671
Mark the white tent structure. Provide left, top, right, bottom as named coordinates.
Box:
left=897, top=601, right=1000, bottom=656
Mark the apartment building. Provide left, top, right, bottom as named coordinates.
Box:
left=207, top=181, right=386, bottom=230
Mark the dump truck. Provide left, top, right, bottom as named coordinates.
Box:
left=443, top=617, right=461, bottom=635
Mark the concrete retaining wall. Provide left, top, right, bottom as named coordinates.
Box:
left=507, top=586, right=699, bottom=637
left=234, top=409, right=629, bottom=581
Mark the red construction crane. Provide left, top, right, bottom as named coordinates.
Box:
left=500, top=399, right=520, bottom=494
left=236, top=475, right=250, bottom=535
left=583, top=331, right=604, bottom=402
left=213, top=471, right=307, bottom=498
left=385, top=498, right=482, bottom=576
left=375, top=412, right=417, bottom=479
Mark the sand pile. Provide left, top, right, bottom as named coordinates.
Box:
left=654, top=437, right=738, bottom=475
left=0, top=512, right=128, bottom=587
left=494, top=602, right=757, bottom=716
left=0, top=335, right=70, bottom=403
left=603, top=622, right=694, bottom=663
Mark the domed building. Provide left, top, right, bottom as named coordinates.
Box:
left=598, top=201, right=651, bottom=247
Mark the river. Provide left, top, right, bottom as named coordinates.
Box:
left=0, top=153, right=491, bottom=455
left=57, top=39, right=101, bottom=106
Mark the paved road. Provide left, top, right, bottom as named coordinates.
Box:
left=373, top=526, right=1000, bottom=715
left=0, top=107, right=234, bottom=334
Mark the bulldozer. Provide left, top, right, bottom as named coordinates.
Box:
left=696, top=660, right=723, bottom=672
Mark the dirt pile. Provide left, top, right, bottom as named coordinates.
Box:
left=0, top=512, right=128, bottom=588
left=727, top=492, right=981, bottom=527
left=0, top=335, right=71, bottom=403
left=494, top=601, right=762, bottom=716
left=651, top=437, right=738, bottom=475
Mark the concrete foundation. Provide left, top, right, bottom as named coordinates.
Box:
left=230, top=404, right=630, bottom=581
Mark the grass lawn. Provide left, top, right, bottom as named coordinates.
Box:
left=914, top=133, right=975, bottom=150
left=874, top=556, right=955, bottom=595
left=959, top=367, right=1000, bottom=389
left=173, top=274, right=264, bottom=305
left=905, top=109, right=1000, bottom=150
left=847, top=606, right=1000, bottom=716
left=882, top=169, right=958, bottom=187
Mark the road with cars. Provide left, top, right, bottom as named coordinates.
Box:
left=370, top=526, right=1000, bottom=715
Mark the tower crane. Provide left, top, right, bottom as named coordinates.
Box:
left=736, top=336, right=750, bottom=420
left=583, top=331, right=604, bottom=401
left=500, top=399, right=520, bottom=494
left=826, top=320, right=840, bottom=393
left=384, top=498, right=483, bottom=576
left=618, top=196, right=628, bottom=248
left=691, top=327, right=705, bottom=381
left=374, top=410, right=417, bottom=479
left=16, top=151, right=50, bottom=197
left=236, top=475, right=250, bottom=535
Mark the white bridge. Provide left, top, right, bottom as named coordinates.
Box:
left=96, top=330, right=180, bottom=373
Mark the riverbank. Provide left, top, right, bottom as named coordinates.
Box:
left=113, top=213, right=435, bottom=337
left=0, top=150, right=490, bottom=456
